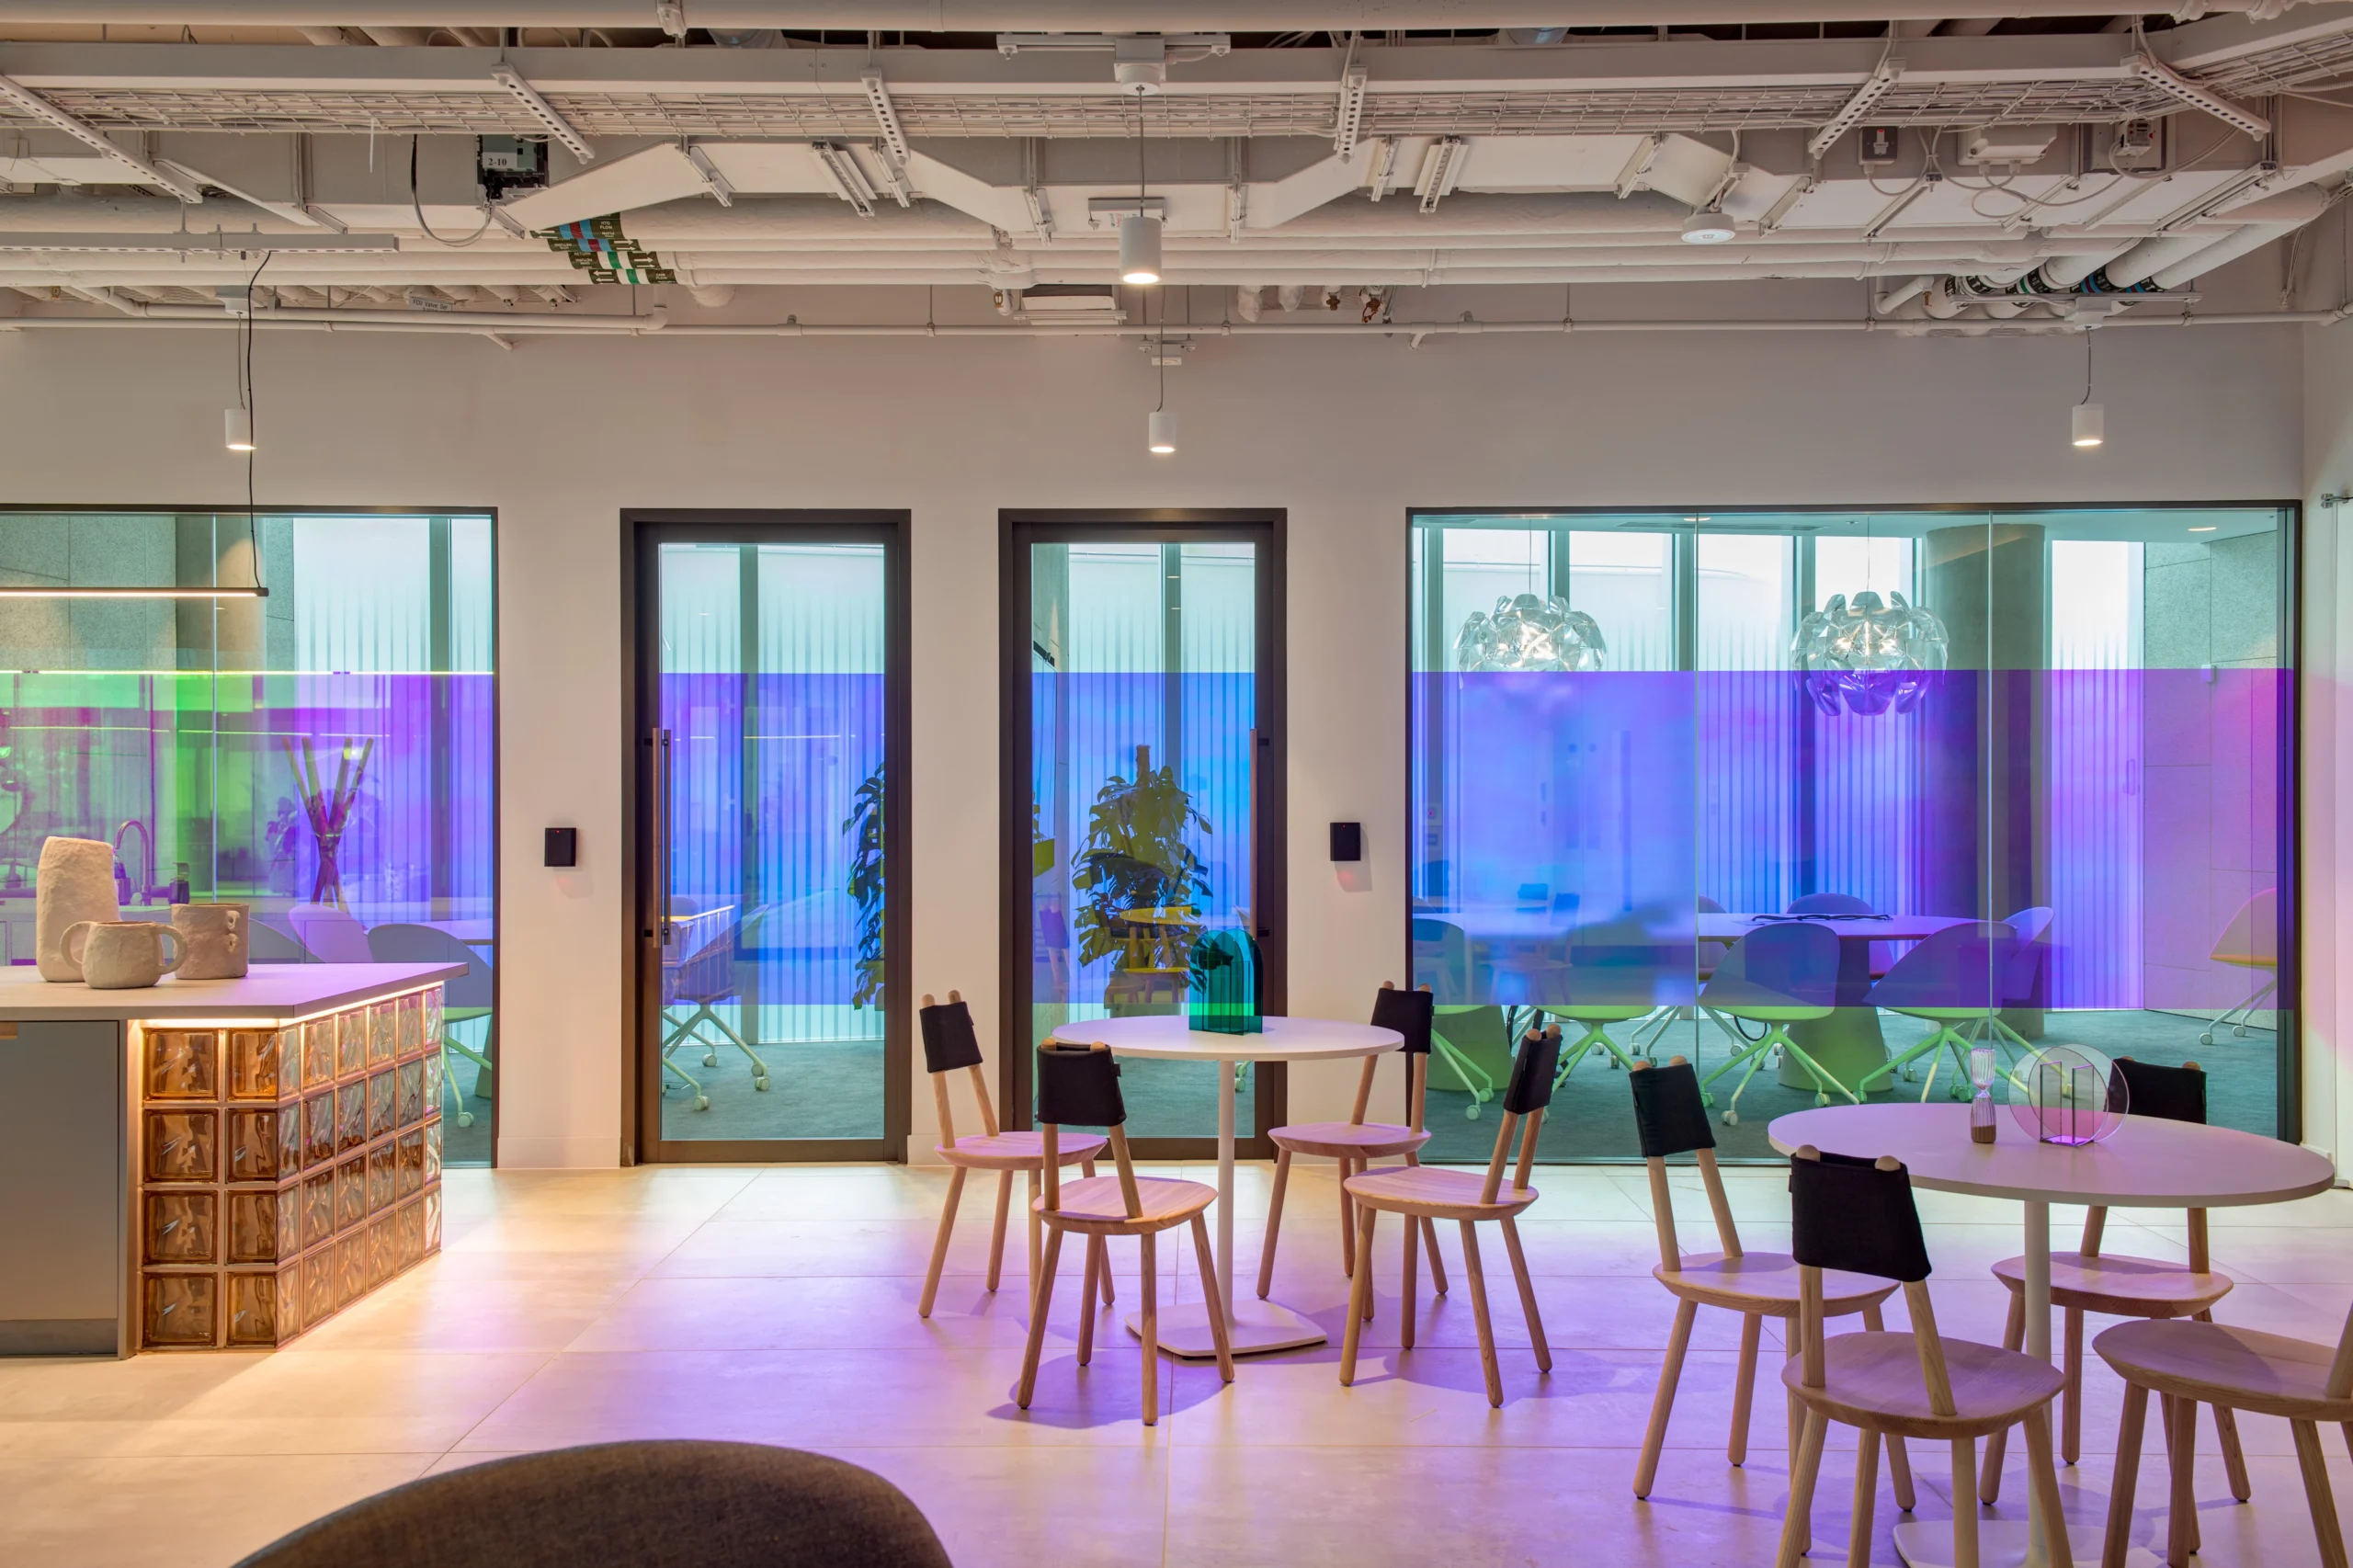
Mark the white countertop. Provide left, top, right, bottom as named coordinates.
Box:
left=0, top=962, right=466, bottom=1022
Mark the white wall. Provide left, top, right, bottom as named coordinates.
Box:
left=2304, top=320, right=2353, bottom=1169
left=0, top=304, right=2306, bottom=1166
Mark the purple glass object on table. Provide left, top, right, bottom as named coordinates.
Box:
left=2006, top=1042, right=2127, bottom=1145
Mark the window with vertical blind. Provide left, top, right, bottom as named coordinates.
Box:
left=1409, top=507, right=2294, bottom=1162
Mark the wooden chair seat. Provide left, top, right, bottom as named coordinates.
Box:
left=1785, top=1329, right=2066, bottom=1441
left=1034, top=1175, right=1215, bottom=1235
left=2097, top=1318, right=2353, bottom=1423
left=1268, top=1119, right=1430, bottom=1162
left=1991, top=1251, right=2233, bottom=1320
left=938, top=1130, right=1107, bottom=1171
left=1657, top=1251, right=1899, bottom=1318
left=1345, top=1162, right=1537, bottom=1221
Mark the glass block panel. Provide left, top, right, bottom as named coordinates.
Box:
left=334, top=1155, right=367, bottom=1233
left=143, top=1191, right=216, bottom=1265
left=335, top=1080, right=367, bottom=1153
left=425, top=986, right=444, bottom=1051
left=303, top=1091, right=335, bottom=1168
left=368, top=1214, right=397, bottom=1288
left=226, top=1107, right=297, bottom=1183
left=144, top=1030, right=217, bottom=1100
left=369, top=1001, right=396, bottom=1067
left=398, top=990, right=425, bottom=1057
left=367, top=1071, right=395, bottom=1139
left=367, top=1140, right=396, bottom=1213
left=301, top=1250, right=333, bottom=1327
left=144, top=1109, right=216, bottom=1183
left=143, top=1271, right=216, bottom=1346
left=395, top=1196, right=425, bottom=1266
left=395, top=1127, right=425, bottom=1198
left=226, top=1188, right=286, bottom=1265
left=302, top=1168, right=336, bottom=1249
left=335, top=1233, right=366, bottom=1309
left=422, top=1185, right=441, bottom=1252
left=336, top=1008, right=367, bottom=1079
left=227, top=1030, right=293, bottom=1101
left=424, top=1118, right=442, bottom=1185
left=424, top=1050, right=444, bottom=1116
left=277, top=1179, right=301, bottom=1257
left=302, top=1017, right=337, bottom=1087
left=226, top=1271, right=283, bottom=1346
left=395, top=1060, right=424, bottom=1128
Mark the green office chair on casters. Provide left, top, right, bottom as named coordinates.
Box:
left=1695, top=922, right=1850, bottom=1126
left=1413, top=917, right=1499, bottom=1119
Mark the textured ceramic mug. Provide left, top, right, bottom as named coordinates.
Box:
left=35, top=835, right=120, bottom=982
left=171, top=903, right=250, bottom=980
left=62, top=920, right=185, bottom=989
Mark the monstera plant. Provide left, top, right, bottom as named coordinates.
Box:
left=1071, top=753, right=1211, bottom=976
left=844, top=761, right=886, bottom=1009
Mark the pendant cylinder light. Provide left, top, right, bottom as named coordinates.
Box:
left=1119, top=213, right=1163, bottom=286
left=2071, top=402, right=2105, bottom=449
left=224, top=407, right=255, bottom=451
left=1147, top=409, right=1177, bottom=454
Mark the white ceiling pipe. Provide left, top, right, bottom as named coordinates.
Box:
left=2148, top=219, right=2324, bottom=290
left=2102, top=184, right=2333, bottom=284
left=2034, top=246, right=2136, bottom=289
left=0, top=1, right=2293, bottom=25
left=2102, top=228, right=2253, bottom=288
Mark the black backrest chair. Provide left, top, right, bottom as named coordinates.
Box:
left=1629, top=1058, right=1743, bottom=1268
left=230, top=1441, right=951, bottom=1568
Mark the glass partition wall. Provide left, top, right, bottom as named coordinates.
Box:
left=1410, top=507, right=2293, bottom=1162
left=0, top=509, right=498, bottom=1165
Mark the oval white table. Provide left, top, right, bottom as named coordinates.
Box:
left=1770, top=1102, right=2336, bottom=1568
left=1048, top=1014, right=1402, bottom=1358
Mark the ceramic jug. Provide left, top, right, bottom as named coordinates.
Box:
left=63, top=921, right=185, bottom=990
left=36, top=836, right=120, bottom=982
left=171, top=903, right=250, bottom=980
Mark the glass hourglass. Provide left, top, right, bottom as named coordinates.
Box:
left=1969, top=1045, right=1999, bottom=1144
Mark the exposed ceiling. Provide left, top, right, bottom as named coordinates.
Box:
left=1, top=5, right=2350, bottom=335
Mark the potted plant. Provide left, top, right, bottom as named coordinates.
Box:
left=1071, top=747, right=1211, bottom=1015
left=843, top=761, right=885, bottom=1009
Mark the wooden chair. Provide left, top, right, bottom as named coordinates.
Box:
left=1626, top=1057, right=1915, bottom=1510
left=915, top=994, right=1108, bottom=1319
left=1779, top=1145, right=2071, bottom=1568
left=1258, top=983, right=1449, bottom=1307
left=2093, top=1292, right=2353, bottom=1568
left=1980, top=1057, right=2243, bottom=1499
left=1339, top=1024, right=1562, bottom=1409
left=1017, top=1040, right=1232, bottom=1425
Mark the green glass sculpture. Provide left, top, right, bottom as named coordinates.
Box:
left=1187, top=927, right=1263, bottom=1036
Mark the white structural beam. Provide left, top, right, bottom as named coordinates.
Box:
left=156, top=156, right=344, bottom=229
left=0, top=72, right=201, bottom=201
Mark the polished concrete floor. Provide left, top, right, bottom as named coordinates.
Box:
left=5, top=1160, right=2351, bottom=1567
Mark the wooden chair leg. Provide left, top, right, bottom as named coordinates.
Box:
left=1859, top=1301, right=1915, bottom=1511
left=2104, top=1381, right=2150, bottom=1568
left=1139, top=1231, right=1159, bottom=1426
left=1786, top=1333, right=1803, bottom=1462
left=1257, top=1147, right=1290, bottom=1300
left=1776, top=1409, right=1828, bottom=1568
left=1338, top=1159, right=1357, bottom=1278
left=2025, top=1404, right=2076, bottom=1568
left=1500, top=1215, right=1551, bottom=1374
left=986, top=1170, right=1013, bottom=1293
left=1848, top=1429, right=1881, bottom=1568
left=1726, top=1312, right=1762, bottom=1467
left=1075, top=1158, right=1113, bottom=1305
left=2063, top=1306, right=2085, bottom=1467
left=1015, top=1224, right=1064, bottom=1410
left=1340, top=1206, right=1377, bottom=1386
left=2187, top=1313, right=2249, bottom=1501
left=1421, top=1217, right=1449, bottom=1295
left=2166, top=1397, right=2199, bottom=1567
left=1461, top=1220, right=1504, bottom=1408
left=1077, top=1236, right=1102, bottom=1367
left=1951, top=1437, right=1982, bottom=1568
left=1400, top=1203, right=1419, bottom=1351
left=1983, top=1288, right=2027, bottom=1503
left=2293, top=1418, right=2351, bottom=1568
left=918, top=1165, right=965, bottom=1319
left=1636, top=1298, right=1698, bottom=1499
left=1190, top=1214, right=1235, bottom=1385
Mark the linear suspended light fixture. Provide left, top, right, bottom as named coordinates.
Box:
left=0, top=585, right=267, bottom=598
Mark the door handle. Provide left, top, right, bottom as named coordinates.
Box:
left=649, top=727, right=673, bottom=944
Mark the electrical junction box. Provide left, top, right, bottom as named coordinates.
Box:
left=476, top=135, right=548, bottom=199
left=1959, top=124, right=2056, bottom=166
left=1858, top=126, right=1900, bottom=165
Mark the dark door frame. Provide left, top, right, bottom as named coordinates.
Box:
left=621, top=509, right=913, bottom=1165
left=998, top=508, right=1288, bottom=1162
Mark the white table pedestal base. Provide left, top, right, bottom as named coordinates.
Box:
left=1124, top=1299, right=1326, bottom=1358
left=1893, top=1518, right=2149, bottom=1568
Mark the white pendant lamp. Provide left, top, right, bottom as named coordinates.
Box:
left=2072, top=402, right=2105, bottom=448
left=1147, top=408, right=1177, bottom=454
left=224, top=407, right=256, bottom=451
left=1120, top=213, right=1163, bottom=286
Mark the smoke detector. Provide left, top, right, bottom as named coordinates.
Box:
left=1680, top=209, right=1736, bottom=244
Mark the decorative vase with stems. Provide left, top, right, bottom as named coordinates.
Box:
left=283, top=737, right=373, bottom=910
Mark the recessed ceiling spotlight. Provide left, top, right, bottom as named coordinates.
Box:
left=1680, top=209, right=1736, bottom=244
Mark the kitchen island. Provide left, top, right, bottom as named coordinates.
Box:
left=0, top=961, right=464, bottom=1356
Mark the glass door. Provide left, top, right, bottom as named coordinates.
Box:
left=1003, top=513, right=1285, bottom=1158
left=631, top=514, right=908, bottom=1163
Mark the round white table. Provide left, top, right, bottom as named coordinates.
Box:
left=1048, top=1013, right=1402, bottom=1358
left=1770, top=1102, right=2335, bottom=1568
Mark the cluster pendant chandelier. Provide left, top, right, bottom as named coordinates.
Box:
left=1791, top=519, right=1949, bottom=718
